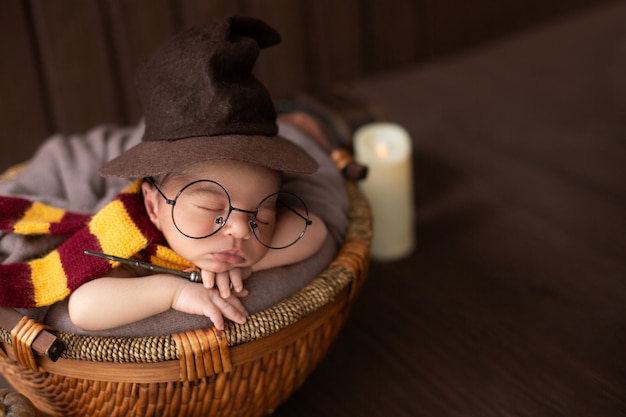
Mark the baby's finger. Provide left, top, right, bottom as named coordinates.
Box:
left=219, top=296, right=249, bottom=322
left=211, top=297, right=247, bottom=327
left=228, top=269, right=245, bottom=293
left=201, top=270, right=216, bottom=289
left=233, top=288, right=249, bottom=298
left=202, top=302, right=225, bottom=330
left=216, top=272, right=232, bottom=298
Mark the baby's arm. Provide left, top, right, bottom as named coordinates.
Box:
left=68, top=267, right=248, bottom=331
left=254, top=212, right=328, bottom=271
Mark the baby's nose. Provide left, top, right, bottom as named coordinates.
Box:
left=224, top=211, right=252, bottom=239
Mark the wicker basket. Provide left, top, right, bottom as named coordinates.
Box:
left=0, top=179, right=371, bottom=417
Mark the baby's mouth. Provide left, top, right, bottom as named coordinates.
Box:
left=211, top=250, right=246, bottom=264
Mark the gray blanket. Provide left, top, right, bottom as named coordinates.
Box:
left=0, top=121, right=349, bottom=336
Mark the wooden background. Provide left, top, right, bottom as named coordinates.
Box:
left=0, top=0, right=611, bottom=172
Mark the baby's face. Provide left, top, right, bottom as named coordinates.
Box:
left=142, top=160, right=281, bottom=272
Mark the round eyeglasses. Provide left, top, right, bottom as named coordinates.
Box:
left=146, top=178, right=312, bottom=249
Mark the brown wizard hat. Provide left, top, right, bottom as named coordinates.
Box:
left=100, top=16, right=318, bottom=178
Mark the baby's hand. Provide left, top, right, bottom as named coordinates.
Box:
left=172, top=282, right=248, bottom=330
left=199, top=267, right=252, bottom=298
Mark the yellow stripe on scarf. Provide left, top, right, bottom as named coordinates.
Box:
left=30, top=251, right=70, bottom=307
left=150, top=245, right=195, bottom=271
left=89, top=199, right=148, bottom=257
left=13, top=202, right=66, bottom=234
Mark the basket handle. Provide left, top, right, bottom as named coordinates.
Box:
left=172, top=327, right=232, bottom=380
left=0, top=306, right=65, bottom=369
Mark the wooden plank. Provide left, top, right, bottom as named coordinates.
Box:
left=0, top=0, right=50, bottom=172
left=105, top=0, right=179, bottom=124
left=177, top=0, right=246, bottom=27
left=182, top=0, right=311, bottom=98
left=305, top=0, right=366, bottom=90
left=419, top=0, right=611, bottom=58
left=362, top=0, right=421, bottom=72
left=246, top=0, right=311, bottom=98
left=30, top=0, right=123, bottom=133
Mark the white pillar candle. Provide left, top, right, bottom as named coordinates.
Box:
left=354, top=122, right=415, bottom=261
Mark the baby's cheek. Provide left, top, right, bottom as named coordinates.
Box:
left=248, top=245, right=270, bottom=266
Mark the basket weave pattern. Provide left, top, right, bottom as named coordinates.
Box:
left=0, top=181, right=371, bottom=417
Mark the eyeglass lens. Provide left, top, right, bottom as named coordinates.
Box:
left=169, top=180, right=310, bottom=249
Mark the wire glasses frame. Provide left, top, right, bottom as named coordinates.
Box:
left=146, top=177, right=312, bottom=249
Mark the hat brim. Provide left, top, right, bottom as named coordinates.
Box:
left=99, top=134, right=319, bottom=178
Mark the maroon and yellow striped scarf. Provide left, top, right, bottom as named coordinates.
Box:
left=0, top=181, right=194, bottom=308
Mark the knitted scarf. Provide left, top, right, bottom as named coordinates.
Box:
left=0, top=181, right=194, bottom=308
